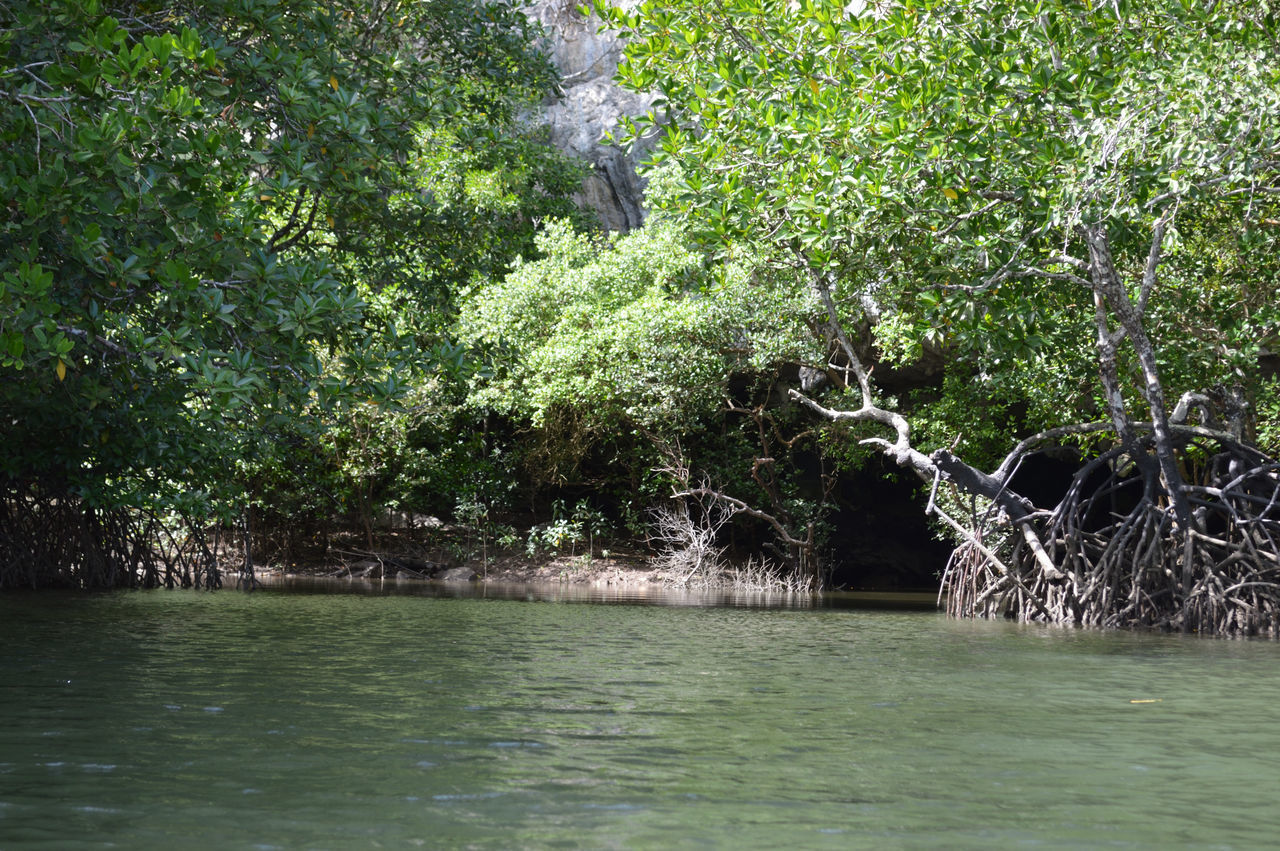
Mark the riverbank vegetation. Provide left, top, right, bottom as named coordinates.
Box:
left=600, top=0, right=1280, bottom=632
left=3, top=1, right=1280, bottom=633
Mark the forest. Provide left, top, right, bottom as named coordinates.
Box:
left=2, top=0, right=1279, bottom=635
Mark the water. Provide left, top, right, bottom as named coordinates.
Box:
left=2, top=582, right=1279, bottom=848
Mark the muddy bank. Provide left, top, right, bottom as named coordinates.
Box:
left=225, top=539, right=676, bottom=588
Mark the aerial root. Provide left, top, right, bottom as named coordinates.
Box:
left=0, top=481, right=220, bottom=589
left=942, top=437, right=1280, bottom=636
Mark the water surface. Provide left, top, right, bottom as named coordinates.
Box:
left=1, top=582, right=1278, bottom=848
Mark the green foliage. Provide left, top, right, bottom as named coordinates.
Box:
left=0, top=0, right=566, bottom=522
left=461, top=212, right=819, bottom=431
left=525, top=499, right=609, bottom=557
left=339, top=122, right=591, bottom=339
left=1255, top=377, right=1280, bottom=458
left=453, top=202, right=829, bottom=531
left=604, top=0, right=1280, bottom=450
left=236, top=416, right=345, bottom=561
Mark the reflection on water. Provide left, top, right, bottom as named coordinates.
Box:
left=261, top=574, right=941, bottom=610
left=1, top=584, right=1279, bottom=849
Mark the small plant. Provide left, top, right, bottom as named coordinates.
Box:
left=495, top=524, right=521, bottom=550
left=526, top=516, right=583, bottom=556
left=525, top=499, right=610, bottom=559
left=571, top=501, right=610, bottom=562
left=455, top=497, right=492, bottom=575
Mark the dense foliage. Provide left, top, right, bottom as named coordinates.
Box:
left=454, top=190, right=828, bottom=549
left=596, top=0, right=1280, bottom=629
left=7, top=0, right=1280, bottom=627
left=604, top=0, right=1280, bottom=441
left=461, top=217, right=814, bottom=431
left=0, top=0, right=576, bottom=585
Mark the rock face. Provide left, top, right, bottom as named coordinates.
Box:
left=527, top=0, right=657, bottom=232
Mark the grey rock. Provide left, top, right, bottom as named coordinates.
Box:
left=527, top=0, right=658, bottom=232
left=351, top=559, right=381, bottom=578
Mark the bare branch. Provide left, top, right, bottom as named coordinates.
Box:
left=935, top=196, right=1010, bottom=237
left=1019, top=265, right=1091, bottom=287
left=1138, top=205, right=1175, bottom=315
left=799, top=260, right=874, bottom=401
left=675, top=486, right=811, bottom=551
left=269, top=190, right=322, bottom=254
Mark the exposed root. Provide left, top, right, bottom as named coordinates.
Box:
left=0, top=481, right=222, bottom=590
left=942, top=434, right=1280, bottom=636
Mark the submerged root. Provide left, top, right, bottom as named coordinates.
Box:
left=942, top=436, right=1280, bottom=636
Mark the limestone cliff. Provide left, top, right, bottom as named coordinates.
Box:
left=527, top=0, right=656, bottom=232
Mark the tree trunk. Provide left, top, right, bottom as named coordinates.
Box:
left=1083, top=222, right=1199, bottom=596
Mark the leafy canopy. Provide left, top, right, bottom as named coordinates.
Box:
left=0, top=0, right=560, bottom=512
left=459, top=207, right=819, bottom=433
left=603, top=0, right=1280, bottom=446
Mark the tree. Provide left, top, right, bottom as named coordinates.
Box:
left=457, top=182, right=834, bottom=564
left=0, top=0, right=563, bottom=587
left=602, top=0, right=1280, bottom=632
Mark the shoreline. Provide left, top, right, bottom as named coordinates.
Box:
left=236, top=549, right=678, bottom=588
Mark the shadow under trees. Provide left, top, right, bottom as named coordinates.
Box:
left=0, top=481, right=223, bottom=590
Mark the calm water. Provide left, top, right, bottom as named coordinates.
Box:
left=2, top=581, right=1279, bottom=849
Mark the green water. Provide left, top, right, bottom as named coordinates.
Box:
left=2, top=583, right=1279, bottom=849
